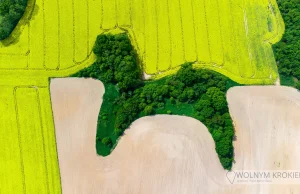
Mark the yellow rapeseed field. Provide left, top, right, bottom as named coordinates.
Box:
left=0, top=0, right=285, bottom=80
left=0, top=77, right=62, bottom=194
left=0, top=0, right=101, bottom=193
left=100, top=0, right=284, bottom=84
left=0, top=0, right=283, bottom=79
left=0, top=0, right=284, bottom=193
left=140, top=0, right=284, bottom=84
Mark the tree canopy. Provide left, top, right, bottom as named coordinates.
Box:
left=273, top=0, right=300, bottom=86
left=0, top=0, right=27, bottom=40
left=73, top=33, right=239, bottom=170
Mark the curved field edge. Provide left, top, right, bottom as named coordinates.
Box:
left=151, top=0, right=285, bottom=85
left=71, top=33, right=240, bottom=170
left=117, top=0, right=285, bottom=85
left=94, top=26, right=284, bottom=86
left=0, top=0, right=34, bottom=45
left=153, top=63, right=277, bottom=85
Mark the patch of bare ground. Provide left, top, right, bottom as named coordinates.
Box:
left=51, top=78, right=227, bottom=194
left=225, top=86, right=300, bottom=194
left=51, top=79, right=300, bottom=194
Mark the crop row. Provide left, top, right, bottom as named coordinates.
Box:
left=96, top=0, right=283, bottom=84
left=0, top=0, right=283, bottom=84
left=0, top=82, right=61, bottom=194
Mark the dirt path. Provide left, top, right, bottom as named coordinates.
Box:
left=275, top=77, right=281, bottom=86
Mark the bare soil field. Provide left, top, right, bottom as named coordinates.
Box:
left=50, top=78, right=228, bottom=194
left=51, top=79, right=300, bottom=194
left=226, top=86, right=300, bottom=194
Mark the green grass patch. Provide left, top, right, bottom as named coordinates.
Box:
left=95, top=83, right=120, bottom=156
left=154, top=100, right=194, bottom=116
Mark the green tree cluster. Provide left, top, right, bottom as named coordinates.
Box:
left=273, top=0, right=300, bottom=86
left=0, top=0, right=27, bottom=40
left=74, top=33, right=142, bottom=92
left=73, top=33, right=237, bottom=170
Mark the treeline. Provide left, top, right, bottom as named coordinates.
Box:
left=73, top=33, right=237, bottom=170
left=273, top=0, right=300, bottom=89
left=0, top=0, right=27, bottom=40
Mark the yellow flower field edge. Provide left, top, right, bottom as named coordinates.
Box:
left=152, top=63, right=277, bottom=85
left=263, top=0, right=285, bottom=44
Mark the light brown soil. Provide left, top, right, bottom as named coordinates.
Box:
left=50, top=78, right=227, bottom=194
left=226, top=86, right=300, bottom=194
left=51, top=79, right=300, bottom=194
